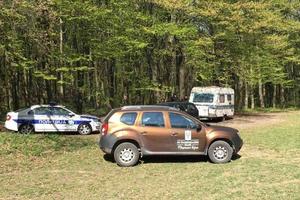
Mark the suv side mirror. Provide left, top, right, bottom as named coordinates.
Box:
left=68, top=113, right=75, bottom=117
left=196, top=124, right=202, bottom=132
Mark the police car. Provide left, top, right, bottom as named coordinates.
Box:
left=4, top=105, right=101, bottom=135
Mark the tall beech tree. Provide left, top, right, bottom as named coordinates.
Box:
left=0, top=0, right=299, bottom=115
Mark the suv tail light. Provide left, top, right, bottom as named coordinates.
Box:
left=6, top=115, right=11, bottom=121
left=101, top=123, right=108, bottom=136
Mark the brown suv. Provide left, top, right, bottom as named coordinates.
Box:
left=99, top=106, right=243, bottom=167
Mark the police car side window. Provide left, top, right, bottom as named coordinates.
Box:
left=34, top=107, right=51, bottom=115
left=52, top=107, right=70, bottom=115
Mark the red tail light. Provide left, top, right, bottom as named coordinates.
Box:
left=101, top=123, right=108, bottom=136
left=6, top=115, right=11, bottom=121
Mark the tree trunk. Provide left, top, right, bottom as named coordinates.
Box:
left=94, top=61, right=99, bottom=108
left=244, top=82, right=248, bottom=109
left=237, top=78, right=243, bottom=110
left=258, top=80, right=265, bottom=108
left=151, top=62, right=159, bottom=103
left=250, top=86, right=255, bottom=109
left=272, top=85, right=276, bottom=108
left=59, top=17, right=64, bottom=96
left=280, top=85, right=285, bottom=108
left=23, top=69, right=29, bottom=106
left=178, top=49, right=185, bottom=100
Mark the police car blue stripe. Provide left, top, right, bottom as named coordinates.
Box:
left=13, top=119, right=91, bottom=125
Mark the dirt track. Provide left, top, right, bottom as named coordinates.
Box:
left=207, top=111, right=293, bottom=130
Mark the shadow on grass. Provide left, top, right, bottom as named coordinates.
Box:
left=39, top=131, right=100, bottom=136
left=142, top=154, right=241, bottom=164
left=232, top=153, right=242, bottom=161
left=141, top=155, right=209, bottom=164
left=0, top=128, right=100, bottom=135
left=103, top=153, right=242, bottom=165
left=103, top=154, right=115, bottom=162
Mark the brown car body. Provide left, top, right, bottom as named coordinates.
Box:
left=99, top=105, right=243, bottom=166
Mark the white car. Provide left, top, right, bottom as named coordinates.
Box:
left=4, top=105, right=101, bottom=135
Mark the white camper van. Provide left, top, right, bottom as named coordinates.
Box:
left=189, top=86, right=234, bottom=119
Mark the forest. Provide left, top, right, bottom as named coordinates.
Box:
left=0, top=0, right=300, bottom=115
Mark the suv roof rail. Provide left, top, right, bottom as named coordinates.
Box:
left=121, top=105, right=178, bottom=111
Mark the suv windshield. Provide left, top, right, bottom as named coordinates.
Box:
left=193, top=93, right=214, bottom=103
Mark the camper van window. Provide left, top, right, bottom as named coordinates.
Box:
left=219, top=94, right=225, bottom=103
left=227, top=94, right=232, bottom=102
left=193, top=93, right=214, bottom=103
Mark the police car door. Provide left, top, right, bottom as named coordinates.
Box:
left=33, top=107, right=52, bottom=132
left=50, top=107, right=76, bottom=131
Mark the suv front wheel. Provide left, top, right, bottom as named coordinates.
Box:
left=208, top=140, right=233, bottom=164
left=114, top=142, right=139, bottom=167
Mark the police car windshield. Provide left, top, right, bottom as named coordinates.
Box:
left=16, top=108, right=28, bottom=112
left=193, top=93, right=214, bottom=103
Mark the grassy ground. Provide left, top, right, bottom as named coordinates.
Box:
left=0, top=112, right=300, bottom=200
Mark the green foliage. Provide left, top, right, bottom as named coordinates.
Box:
left=0, top=0, right=299, bottom=112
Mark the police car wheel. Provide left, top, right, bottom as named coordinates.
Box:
left=78, top=123, right=92, bottom=135
left=19, top=124, right=34, bottom=134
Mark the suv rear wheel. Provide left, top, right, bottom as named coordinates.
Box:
left=208, top=140, right=233, bottom=164
left=114, top=142, right=139, bottom=167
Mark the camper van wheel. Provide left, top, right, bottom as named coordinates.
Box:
left=219, top=116, right=225, bottom=122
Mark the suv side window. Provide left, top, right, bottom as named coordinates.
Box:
left=142, top=112, right=165, bottom=127
left=120, top=112, right=137, bottom=125
left=169, top=112, right=197, bottom=129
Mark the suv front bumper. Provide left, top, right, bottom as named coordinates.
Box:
left=232, top=134, right=243, bottom=153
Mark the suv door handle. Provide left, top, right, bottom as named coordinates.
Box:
left=171, top=132, right=178, bottom=136
left=141, top=131, right=147, bottom=135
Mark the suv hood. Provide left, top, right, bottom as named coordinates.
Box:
left=205, top=125, right=238, bottom=134
left=80, top=114, right=99, bottom=120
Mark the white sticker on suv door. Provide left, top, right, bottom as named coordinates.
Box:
left=177, top=139, right=199, bottom=150
left=185, top=130, right=191, bottom=140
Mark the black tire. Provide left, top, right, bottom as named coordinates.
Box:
left=114, top=142, right=139, bottom=167
left=208, top=140, right=233, bottom=164
left=78, top=123, right=92, bottom=135
left=218, top=116, right=225, bottom=122
left=19, top=124, right=34, bottom=134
